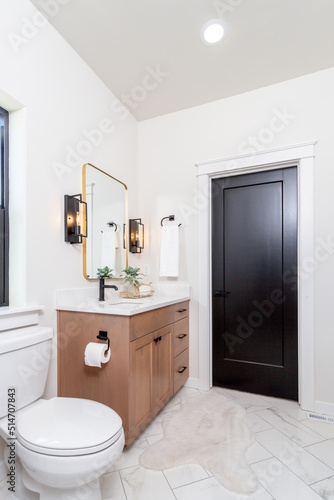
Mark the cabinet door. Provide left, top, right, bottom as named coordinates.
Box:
left=129, top=325, right=173, bottom=442
left=129, top=331, right=155, bottom=440
left=153, top=325, right=173, bottom=415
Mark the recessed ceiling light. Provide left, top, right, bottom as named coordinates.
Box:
left=200, top=19, right=226, bottom=46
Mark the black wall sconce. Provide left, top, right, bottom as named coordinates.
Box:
left=64, top=194, right=87, bottom=244
left=129, top=218, right=144, bottom=253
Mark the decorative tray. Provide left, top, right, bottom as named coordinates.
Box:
left=119, top=290, right=154, bottom=299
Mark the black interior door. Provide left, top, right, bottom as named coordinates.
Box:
left=212, top=167, right=298, bottom=400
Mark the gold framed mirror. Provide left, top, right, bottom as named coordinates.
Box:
left=83, top=163, right=128, bottom=279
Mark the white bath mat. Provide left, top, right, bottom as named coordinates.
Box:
left=139, top=391, right=257, bottom=495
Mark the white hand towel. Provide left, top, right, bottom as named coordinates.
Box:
left=159, top=225, right=179, bottom=277
left=115, top=230, right=120, bottom=249
left=101, top=230, right=116, bottom=271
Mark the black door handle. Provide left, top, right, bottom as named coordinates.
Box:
left=177, top=334, right=187, bottom=339
left=213, top=290, right=231, bottom=297
left=154, top=336, right=162, bottom=343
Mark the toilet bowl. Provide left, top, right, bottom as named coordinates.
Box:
left=18, top=398, right=123, bottom=488
left=0, top=326, right=125, bottom=499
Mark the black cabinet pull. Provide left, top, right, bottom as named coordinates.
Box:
left=177, top=334, right=187, bottom=339
left=154, top=336, right=162, bottom=344
left=177, top=366, right=187, bottom=374
left=178, top=308, right=187, bottom=313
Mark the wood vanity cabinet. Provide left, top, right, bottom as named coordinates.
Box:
left=57, top=300, right=189, bottom=445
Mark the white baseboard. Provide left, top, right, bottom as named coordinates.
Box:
left=183, top=382, right=334, bottom=415
left=314, top=400, right=334, bottom=417
left=184, top=377, right=200, bottom=390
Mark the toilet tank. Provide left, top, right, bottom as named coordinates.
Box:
left=0, top=326, right=53, bottom=418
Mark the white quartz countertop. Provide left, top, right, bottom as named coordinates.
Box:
left=55, top=286, right=190, bottom=316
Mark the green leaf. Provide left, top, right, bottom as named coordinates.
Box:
left=96, top=266, right=114, bottom=279
left=121, top=266, right=143, bottom=286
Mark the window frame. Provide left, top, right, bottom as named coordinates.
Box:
left=0, top=106, right=9, bottom=306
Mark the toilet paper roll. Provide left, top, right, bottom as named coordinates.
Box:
left=84, top=342, right=111, bottom=368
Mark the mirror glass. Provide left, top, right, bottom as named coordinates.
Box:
left=83, top=163, right=128, bottom=279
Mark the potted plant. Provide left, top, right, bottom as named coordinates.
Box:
left=96, top=267, right=115, bottom=301
left=96, top=266, right=114, bottom=279
left=121, top=266, right=144, bottom=298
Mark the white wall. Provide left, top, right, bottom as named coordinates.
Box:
left=138, top=67, right=334, bottom=409
left=1, top=1, right=334, bottom=441
left=0, top=0, right=138, bottom=402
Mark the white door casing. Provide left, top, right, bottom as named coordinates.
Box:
left=196, top=141, right=316, bottom=411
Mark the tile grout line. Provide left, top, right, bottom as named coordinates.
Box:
left=303, top=440, right=334, bottom=472
left=251, top=473, right=275, bottom=500
left=171, top=476, right=219, bottom=492
left=251, top=407, right=327, bottom=446
left=254, top=450, right=332, bottom=495
left=117, top=470, right=128, bottom=500
left=161, top=470, right=178, bottom=499
left=297, top=417, right=334, bottom=442
left=254, top=426, right=334, bottom=482
left=308, top=473, right=334, bottom=487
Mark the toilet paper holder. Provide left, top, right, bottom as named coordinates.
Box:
left=96, top=331, right=110, bottom=352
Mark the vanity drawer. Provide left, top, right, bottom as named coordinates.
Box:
left=130, top=305, right=174, bottom=340
left=173, top=301, right=189, bottom=322
left=173, top=348, right=189, bottom=394
left=173, top=317, right=189, bottom=357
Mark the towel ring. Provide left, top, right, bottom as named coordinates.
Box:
left=161, top=215, right=181, bottom=227
left=107, top=222, right=117, bottom=231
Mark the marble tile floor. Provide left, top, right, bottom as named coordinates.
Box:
left=101, top=386, right=334, bottom=500
left=3, top=387, right=334, bottom=500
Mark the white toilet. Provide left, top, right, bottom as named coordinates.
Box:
left=0, top=325, right=124, bottom=499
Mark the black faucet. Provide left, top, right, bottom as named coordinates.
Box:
left=99, top=278, right=118, bottom=301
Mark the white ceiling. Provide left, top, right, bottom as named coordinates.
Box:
left=29, top=0, right=334, bottom=121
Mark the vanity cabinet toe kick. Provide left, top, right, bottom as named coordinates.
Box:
left=57, top=300, right=189, bottom=445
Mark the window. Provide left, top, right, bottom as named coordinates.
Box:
left=0, top=106, right=9, bottom=306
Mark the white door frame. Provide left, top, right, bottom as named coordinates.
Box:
left=196, top=141, right=316, bottom=411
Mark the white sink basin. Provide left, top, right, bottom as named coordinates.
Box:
left=99, top=299, right=145, bottom=310
left=110, top=299, right=144, bottom=305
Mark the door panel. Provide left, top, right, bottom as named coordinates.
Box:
left=224, top=182, right=283, bottom=366
left=212, top=168, right=298, bottom=400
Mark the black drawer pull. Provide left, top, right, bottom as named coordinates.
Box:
left=177, top=366, right=187, bottom=374
left=154, top=336, right=162, bottom=344
left=178, top=308, right=187, bottom=313
left=177, top=334, right=187, bottom=339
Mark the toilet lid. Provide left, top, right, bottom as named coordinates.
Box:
left=16, top=398, right=123, bottom=456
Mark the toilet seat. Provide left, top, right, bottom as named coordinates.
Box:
left=16, top=397, right=123, bottom=456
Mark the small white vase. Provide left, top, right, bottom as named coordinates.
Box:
left=126, top=283, right=138, bottom=298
